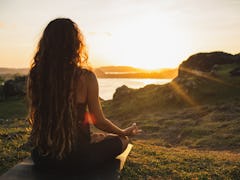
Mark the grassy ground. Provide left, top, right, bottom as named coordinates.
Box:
left=121, top=140, right=240, bottom=179
left=0, top=118, right=30, bottom=175
left=1, top=117, right=240, bottom=179
left=1, top=97, right=240, bottom=179
left=103, top=99, right=240, bottom=151
left=0, top=97, right=30, bottom=175
left=0, top=97, right=28, bottom=119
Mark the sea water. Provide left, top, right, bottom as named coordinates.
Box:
left=98, top=78, right=172, bottom=100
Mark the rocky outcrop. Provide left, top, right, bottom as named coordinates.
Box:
left=230, top=67, right=240, bottom=76
left=113, top=85, right=134, bottom=101
left=178, top=52, right=240, bottom=77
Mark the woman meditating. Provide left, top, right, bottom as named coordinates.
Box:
left=27, top=18, right=140, bottom=172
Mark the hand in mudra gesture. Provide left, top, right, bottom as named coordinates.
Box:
left=123, top=123, right=142, bottom=136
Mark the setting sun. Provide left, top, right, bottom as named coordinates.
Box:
left=87, top=10, right=190, bottom=69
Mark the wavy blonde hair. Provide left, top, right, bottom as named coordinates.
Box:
left=27, top=18, right=88, bottom=159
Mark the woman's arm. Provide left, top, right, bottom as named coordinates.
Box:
left=86, top=72, right=140, bottom=136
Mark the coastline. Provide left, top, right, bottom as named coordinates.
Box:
left=98, top=78, right=172, bottom=100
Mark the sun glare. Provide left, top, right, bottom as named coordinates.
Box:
left=88, top=12, right=188, bottom=69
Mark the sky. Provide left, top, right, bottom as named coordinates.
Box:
left=0, top=0, right=240, bottom=69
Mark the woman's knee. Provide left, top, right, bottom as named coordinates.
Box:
left=101, top=134, right=129, bottom=151
left=119, top=136, right=129, bottom=152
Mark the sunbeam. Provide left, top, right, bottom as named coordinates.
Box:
left=170, top=81, right=198, bottom=107
left=179, top=67, right=240, bottom=88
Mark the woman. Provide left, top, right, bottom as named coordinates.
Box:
left=27, top=18, right=140, bottom=172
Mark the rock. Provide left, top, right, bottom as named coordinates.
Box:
left=113, top=85, right=133, bottom=101
left=230, top=67, right=240, bottom=76
left=178, top=52, right=240, bottom=78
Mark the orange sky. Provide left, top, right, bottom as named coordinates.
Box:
left=0, top=0, right=240, bottom=69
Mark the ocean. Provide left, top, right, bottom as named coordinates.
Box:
left=98, top=78, right=172, bottom=100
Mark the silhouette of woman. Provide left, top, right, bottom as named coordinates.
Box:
left=27, top=18, right=140, bottom=172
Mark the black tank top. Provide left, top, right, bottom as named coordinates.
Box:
left=75, top=102, right=91, bottom=148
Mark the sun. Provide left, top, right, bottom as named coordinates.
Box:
left=114, top=21, right=185, bottom=69
left=88, top=12, right=188, bottom=69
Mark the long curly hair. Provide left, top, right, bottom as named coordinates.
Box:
left=27, top=18, right=88, bottom=159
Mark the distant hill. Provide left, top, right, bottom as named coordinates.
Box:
left=95, top=66, right=145, bottom=72
left=0, top=66, right=178, bottom=79
left=94, top=66, right=177, bottom=79
left=0, top=68, right=29, bottom=75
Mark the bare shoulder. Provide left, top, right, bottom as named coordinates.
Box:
left=75, top=68, right=97, bottom=103
left=76, top=68, right=97, bottom=86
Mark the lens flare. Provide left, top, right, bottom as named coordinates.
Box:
left=84, top=112, right=96, bottom=125
left=180, top=67, right=240, bottom=88
left=170, top=81, right=198, bottom=107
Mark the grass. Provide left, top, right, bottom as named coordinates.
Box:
left=0, top=96, right=29, bottom=175
left=121, top=140, right=240, bottom=179
left=0, top=118, right=30, bottom=174
left=104, top=99, right=240, bottom=151
left=0, top=97, right=240, bottom=179
left=1, top=116, right=240, bottom=179
left=0, top=97, right=28, bottom=119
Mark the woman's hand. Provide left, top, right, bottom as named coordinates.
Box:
left=123, top=123, right=142, bottom=136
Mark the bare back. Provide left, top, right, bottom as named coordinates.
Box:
left=75, top=69, right=90, bottom=104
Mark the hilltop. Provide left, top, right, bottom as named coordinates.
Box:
left=0, top=68, right=29, bottom=75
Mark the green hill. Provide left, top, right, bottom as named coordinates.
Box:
left=105, top=51, right=240, bottom=116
